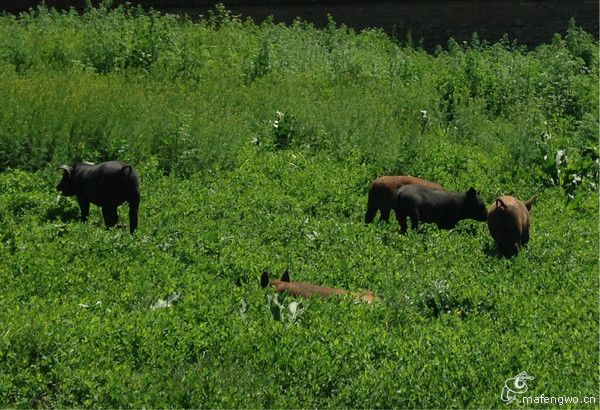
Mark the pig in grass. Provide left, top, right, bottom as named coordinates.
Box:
left=394, top=185, right=487, bottom=233
left=261, top=270, right=379, bottom=304
left=487, top=195, right=536, bottom=258
left=365, top=175, right=443, bottom=224
left=56, top=161, right=140, bottom=233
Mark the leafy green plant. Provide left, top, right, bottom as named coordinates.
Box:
left=538, top=128, right=599, bottom=204
left=266, top=292, right=306, bottom=324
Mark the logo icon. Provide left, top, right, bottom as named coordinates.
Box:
left=501, top=371, right=534, bottom=404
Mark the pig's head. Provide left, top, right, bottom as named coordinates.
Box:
left=261, top=269, right=290, bottom=289
left=56, top=165, right=76, bottom=196
left=464, top=187, right=488, bottom=221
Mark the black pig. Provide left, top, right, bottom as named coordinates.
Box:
left=394, top=185, right=487, bottom=233
left=56, top=161, right=140, bottom=233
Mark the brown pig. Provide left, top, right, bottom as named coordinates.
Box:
left=487, top=195, right=536, bottom=258
left=365, top=175, right=443, bottom=224
left=261, top=270, right=379, bottom=304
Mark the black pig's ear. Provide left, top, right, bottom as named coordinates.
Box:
left=260, top=271, right=270, bottom=288
left=281, top=267, right=290, bottom=282
left=58, top=165, right=72, bottom=178
left=466, top=187, right=477, bottom=199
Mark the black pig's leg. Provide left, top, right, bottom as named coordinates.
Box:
left=380, top=207, right=391, bottom=222
left=395, top=209, right=408, bottom=234
left=410, top=211, right=419, bottom=231
left=364, top=206, right=377, bottom=224
left=102, top=206, right=119, bottom=229
left=78, top=199, right=90, bottom=222
left=128, top=197, right=140, bottom=234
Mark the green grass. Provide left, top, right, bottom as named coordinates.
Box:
left=0, top=4, right=598, bottom=408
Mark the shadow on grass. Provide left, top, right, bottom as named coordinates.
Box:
left=482, top=241, right=504, bottom=259
left=44, top=205, right=81, bottom=223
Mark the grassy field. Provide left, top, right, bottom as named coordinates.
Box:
left=0, top=4, right=598, bottom=408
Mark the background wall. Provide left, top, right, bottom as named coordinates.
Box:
left=2, top=0, right=598, bottom=49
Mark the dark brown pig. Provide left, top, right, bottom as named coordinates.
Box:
left=487, top=195, right=536, bottom=257
left=365, top=175, right=443, bottom=223
left=261, top=270, right=379, bottom=304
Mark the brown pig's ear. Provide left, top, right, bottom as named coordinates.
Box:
left=525, top=196, right=537, bottom=211
left=281, top=268, right=290, bottom=282
left=58, top=165, right=72, bottom=178
left=260, top=271, right=270, bottom=288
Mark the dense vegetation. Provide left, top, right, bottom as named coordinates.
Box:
left=0, top=4, right=598, bottom=408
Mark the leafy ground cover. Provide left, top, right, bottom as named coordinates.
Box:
left=0, top=4, right=598, bottom=408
